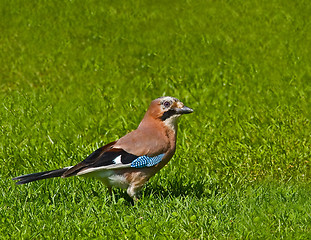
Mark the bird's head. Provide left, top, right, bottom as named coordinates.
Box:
left=144, top=96, right=193, bottom=130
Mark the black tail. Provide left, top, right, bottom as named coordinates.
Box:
left=12, top=167, right=71, bottom=185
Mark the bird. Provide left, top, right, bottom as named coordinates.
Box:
left=13, top=96, right=193, bottom=200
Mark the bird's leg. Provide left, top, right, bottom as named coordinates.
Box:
left=107, top=186, right=112, bottom=196
left=127, top=185, right=142, bottom=202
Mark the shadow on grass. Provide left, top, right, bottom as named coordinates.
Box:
left=87, top=180, right=213, bottom=205
left=72, top=176, right=221, bottom=204
left=143, top=180, right=214, bottom=199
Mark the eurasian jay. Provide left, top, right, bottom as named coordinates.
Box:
left=13, top=96, right=193, bottom=200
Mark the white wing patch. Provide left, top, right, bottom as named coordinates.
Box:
left=113, top=155, right=122, bottom=164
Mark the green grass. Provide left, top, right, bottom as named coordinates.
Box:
left=1, top=0, right=311, bottom=239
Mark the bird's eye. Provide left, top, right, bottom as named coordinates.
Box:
left=163, top=101, right=171, bottom=108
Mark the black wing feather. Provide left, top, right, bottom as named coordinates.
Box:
left=62, top=141, right=138, bottom=177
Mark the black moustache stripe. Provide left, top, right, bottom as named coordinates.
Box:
left=160, top=109, right=176, bottom=121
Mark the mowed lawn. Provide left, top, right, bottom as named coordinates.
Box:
left=1, top=0, right=311, bottom=239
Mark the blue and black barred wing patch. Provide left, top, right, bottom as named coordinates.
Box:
left=130, top=153, right=165, bottom=168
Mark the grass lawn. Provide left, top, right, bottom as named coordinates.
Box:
left=1, top=0, right=311, bottom=239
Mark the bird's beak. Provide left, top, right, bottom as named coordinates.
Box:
left=175, top=106, right=194, bottom=114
